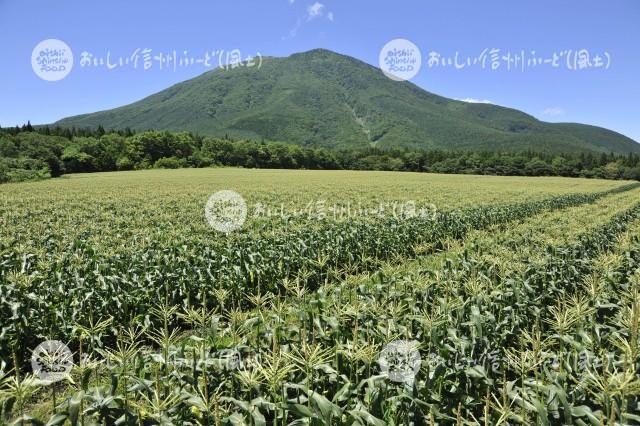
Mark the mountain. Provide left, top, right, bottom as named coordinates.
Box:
left=56, top=49, right=640, bottom=154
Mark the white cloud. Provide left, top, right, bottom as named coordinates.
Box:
left=542, top=107, right=565, bottom=116
left=307, top=2, right=325, bottom=20
left=458, top=98, right=493, bottom=104
left=283, top=2, right=333, bottom=39
left=287, top=18, right=303, bottom=38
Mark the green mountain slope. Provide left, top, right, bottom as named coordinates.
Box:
left=56, top=48, right=640, bottom=154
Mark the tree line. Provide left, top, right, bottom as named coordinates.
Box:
left=1, top=123, right=640, bottom=183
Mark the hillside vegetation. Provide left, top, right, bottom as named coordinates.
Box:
left=55, top=49, right=640, bottom=154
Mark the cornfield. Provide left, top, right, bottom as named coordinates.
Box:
left=1, top=169, right=639, bottom=425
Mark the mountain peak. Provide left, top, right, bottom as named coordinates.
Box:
left=292, top=47, right=343, bottom=57
left=297, top=47, right=335, bottom=55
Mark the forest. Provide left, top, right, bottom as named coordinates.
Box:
left=1, top=123, right=640, bottom=183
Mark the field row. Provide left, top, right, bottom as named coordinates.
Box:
left=0, top=170, right=629, bottom=254
left=315, top=187, right=640, bottom=424
left=2, top=184, right=638, bottom=365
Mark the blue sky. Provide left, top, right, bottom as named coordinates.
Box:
left=1, top=0, right=639, bottom=141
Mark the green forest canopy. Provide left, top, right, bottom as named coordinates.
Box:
left=1, top=124, right=639, bottom=183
